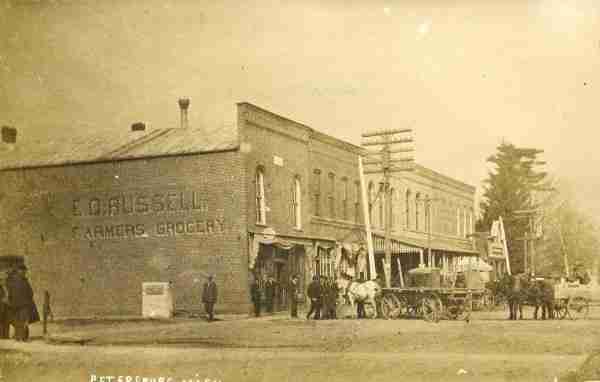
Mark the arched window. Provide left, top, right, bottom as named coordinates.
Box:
left=255, top=167, right=266, bottom=224
left=415, top=193, right=421, bottom=231
left=293, top=176, right=302, bottom=229
left=424, top=194, right=429, bottom=233
left=390, top=188, right=395, bottom=230
left=313, top=169, right=321, bottom=216
left=368, top=181, right=375, bottom=225
left=342, top=177, right=349, bottom=221
left=456, top=205, right=461, bottom=237
left=354, top=181, right=361, bottom=223
left=328, top=173, right=336, bottom=219
left=379, top=187, right=384, bottom=228
left=405, top=189, right=411, bottom=229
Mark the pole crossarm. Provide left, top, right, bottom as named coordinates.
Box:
left=362, top=158, right=414, bottom=166
left=361, top=138, right=413, bottom=146
left=361, top=128, right=412, bottom=137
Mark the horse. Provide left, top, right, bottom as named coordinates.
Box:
left=529, top=278, right=555, bottom=320
left=504, top=273, right=526, bottom=320
left=336, top=276, right=382, bottom=318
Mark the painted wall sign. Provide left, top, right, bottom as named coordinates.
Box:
left=67, top=189, right=227, bottom=241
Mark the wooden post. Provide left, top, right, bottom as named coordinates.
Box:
left=358, top=156, right=377, bottom=280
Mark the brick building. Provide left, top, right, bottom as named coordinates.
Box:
left=0, top=102, right=479, bottom=316
left=0, top=103, right=364, bottom=316
left=360, top=163, right=479, bottom=287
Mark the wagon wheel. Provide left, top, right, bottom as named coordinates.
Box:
left=554, top=299, right=568, bottom=320
left=381, top=294, right=399, bottom=319
left=567, top=297, right=590, bottom=320
left=396, top=295, right=410, bottom=318
left=421, top=295, right=441, bottom=323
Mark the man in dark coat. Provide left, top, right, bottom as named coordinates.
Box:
left=264, top=276, right=276, bottom=313
left=320, top=276, right=330, bottom=319
left=0, top=284, right=9, bottom=339
left=306, top=275, right=321, bottom=320
left=289, top=274, right=300, bottom=318
left=250, top=276, right=262, bottom=317
left=201, top=274, right=218, bottom=321
left=6, top=265, right=38, bottom=341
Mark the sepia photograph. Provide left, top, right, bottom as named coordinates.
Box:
left=0, top=0, right=599, bottom=381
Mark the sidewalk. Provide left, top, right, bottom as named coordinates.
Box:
left=37, top=311, right=295, bottom=346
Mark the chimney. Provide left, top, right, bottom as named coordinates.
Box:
left=131, top=122, right=146, bottom=132
left=178, top=98, right=190, bottom=129
left=1, top=126, right=17, bottom=144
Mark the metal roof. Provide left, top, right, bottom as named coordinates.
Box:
left=0, top=125, right=238, bottom=170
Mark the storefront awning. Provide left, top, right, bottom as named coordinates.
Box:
left=371, top=233, right=479, bottom=256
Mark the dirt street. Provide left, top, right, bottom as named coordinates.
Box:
left=0, top=308, right=597, bottom=382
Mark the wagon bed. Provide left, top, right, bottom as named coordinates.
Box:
left=380, top=287, right=486, bottom=322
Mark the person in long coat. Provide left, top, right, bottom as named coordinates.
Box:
left=6, top=265, right=38, bottom=341
left=289, top=274, right=300, bottom=318
left=306, top=276, right=321, bottom=320
left=201, top=274, right=218, bottom=322
left=0, top=284, right=9, bottom=339
left=264, top=276, right=276, bottom=313
left=250, top=276, right=262, bottom=317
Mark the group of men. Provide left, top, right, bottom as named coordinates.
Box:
left=0, top=264, right=39, bottom=341
left=306, top=275, right=340, bottom=320
left=250, top=274, right=300, bottom=318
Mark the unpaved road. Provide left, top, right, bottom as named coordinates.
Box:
left=0, top=308, right=597, bottom=382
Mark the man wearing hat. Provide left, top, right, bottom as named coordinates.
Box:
left=6, top=264, right=39, bottom=341
left=201, top=274, right=218, bottom=322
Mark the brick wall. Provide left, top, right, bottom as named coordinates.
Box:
left=0, top=151, right=250, bottom=316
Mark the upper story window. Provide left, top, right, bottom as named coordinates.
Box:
left=378, top=188, right=384, bottom=228
left=313, top=169, right=321, bottom=217
left=293, top=176, right=302, bottom=229
left=456, top=205, right=461, bottom=237
left=390, top=188, right=395, bottom=230
left=415, top=193, right=421, bottom=231
left=341, top=177, right=349, bottom=221
left=328, top=173, right=336, bottom=219
left=405, top=189, right=411, bottom=229
left=368, top=181, right=375, bottom=225
left=255, top=167, right=266, bottom=225
left=354, top=181, right=361, bottom=223
left=424, top=194, right=430, bottom=233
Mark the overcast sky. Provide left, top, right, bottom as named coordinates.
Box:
left=1, top=0, right=599, bottom=218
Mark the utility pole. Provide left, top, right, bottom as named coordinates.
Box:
left=361, top=128, right=414, bottom=287
left=514, top=208, right=543, bottom=275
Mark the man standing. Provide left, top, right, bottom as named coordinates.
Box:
left=201, top=274, right=218, bottom=322
left=306, top=275, right=321, bottom=320
left=6, top=265, right=38, bottom=341
left=320, top=276, right=330, bottom=319
left=289, top=274, right=300, bottom=318
left=264, top=276, right=276, bottom=314
left=250, top=276, right=262, bottom=317
left=0, top=283, right=9, bottom=339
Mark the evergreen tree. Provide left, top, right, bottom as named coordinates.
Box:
left=479, top=142, right=548, bottom=273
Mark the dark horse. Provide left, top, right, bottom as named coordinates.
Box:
left=504, top=274, right=525, bottom=320
left=528, top=278, right=555, bottom=320
left=502, top=274, right=555, bottom=320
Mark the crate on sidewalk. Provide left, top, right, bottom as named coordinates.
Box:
left=142, top=282, right=174, bottom=319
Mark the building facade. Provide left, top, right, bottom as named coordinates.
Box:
left=0, top=102, right=479, bottom=316
left=361, top=164, right=478, bottom=287
left=0, top=103, right=364, bottom=316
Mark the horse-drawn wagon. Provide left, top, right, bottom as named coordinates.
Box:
left=553, top=277, right=595, bottom=320
left=379, top=267, right=486, bottom=322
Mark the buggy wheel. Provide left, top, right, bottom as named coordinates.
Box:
left=567, top=297, right=589, bottom=320
left=396, top=295, right=410, bottom=318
